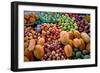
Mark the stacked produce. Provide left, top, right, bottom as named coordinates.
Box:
left=34, top=12, right=62, bottom=24
left=67, top=13, right=90, bottom=36
left=57, top=14, right=78, bottom=31
left=24, top=11, right=90, bottom=62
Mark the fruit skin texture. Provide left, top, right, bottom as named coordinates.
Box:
left=75, top=51, right=81, bottom=58
left=60, top=31, right=70, bottom=45
left=34, top=45, right=44, bottom=59
left=84, top=55, right=90, bottom=59
left=73, top=38, right=81, bottom=48
left=69, top=40, right=73, bottom=48
left=79, top=38, right=85, bottom=51
left=68, top=31, right=74, bottom=39
left=81, top=32, right=90, bottom=43
left=73, top=30, right=81, bottom=38
left=64, top=45, right=72, bottom=57
left=86, top=43, right=90, bottom=52
left=37, top=38, right=45, bottom=46
left=28, top=39, right=36, bottom=51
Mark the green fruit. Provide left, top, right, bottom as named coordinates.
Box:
left=84, top=55, right=90, bottom=59
left=69, top=22, right=73, bottom=25
left=61, top=19, right=64, bottom=23
left=73, top=48, right=79, bottom=53
left=62, top=23, right=65, bottom=26
left=70, top=25, right=73, bottom=29
left=57, top=19, right=60, bottom=22
left=75, top=25, right=78, bottom=29
left=63, top=26, right=66, bottom=30
left=67, top=26, right=71, bottom=29
left=63, top=16, right=67, bottom=19
left=65, top=20, right=68, bottom=23
left=80, top=54, right=84, bottom=59
left=76, top=51, right=81, bottom=58
left=64, top=23, right=68, bottom=26
left=72, top=52, right=76, bottom=57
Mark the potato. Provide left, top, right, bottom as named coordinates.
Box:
left=73, top=30, right=81, bottom=38
left=34, top=45, right=44, bottom=59
left=79, top=38, right=85, bottom=51
left=64, top=45, right=72, bottom=57
left=73, top=38, right=81, bottom=48
left=60, top=31, right=70, bottom=45
left=28, top=39, right=36, bottom=51
left=37, top=38, right=45, bottom=46
left=86, top=43, right=90, bottom=52
left=81, top=32, right=90, bottom=43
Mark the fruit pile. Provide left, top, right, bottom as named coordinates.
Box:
left=67, top=13, right=90, bottom=36
left=24, top=11, right=90, bottom=62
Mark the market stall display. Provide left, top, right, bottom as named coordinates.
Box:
left=24, top=11, right=90, bottom=62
